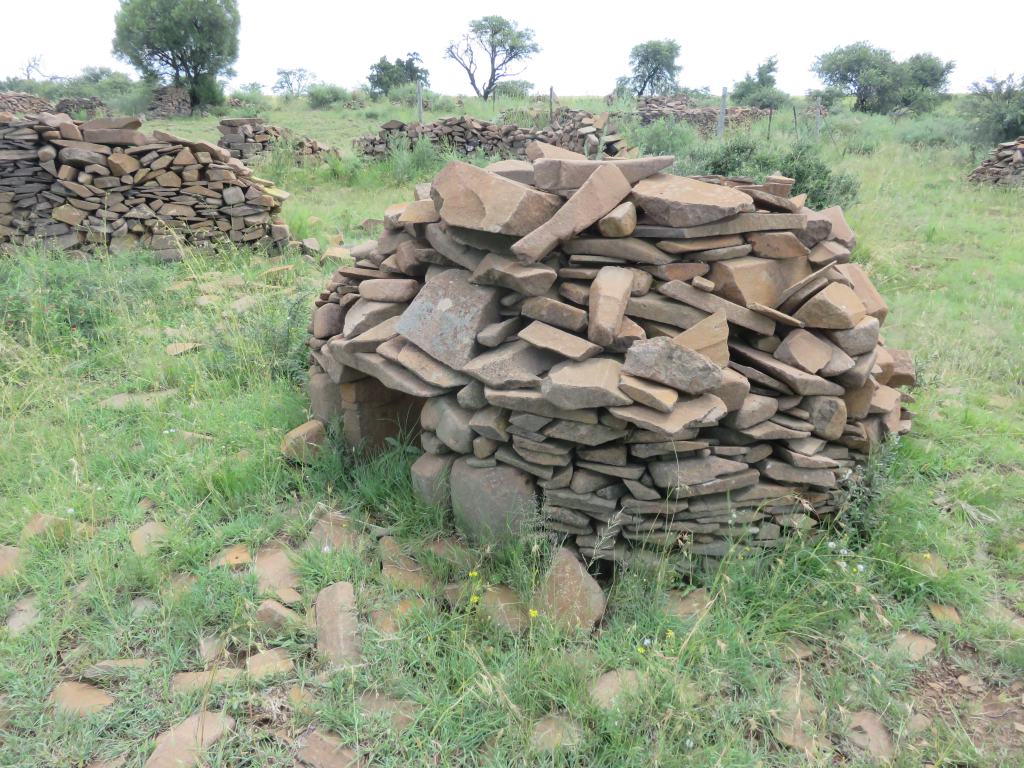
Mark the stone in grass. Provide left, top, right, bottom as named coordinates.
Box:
left=165, top=342, right=201, bottom=357
left=534, top=548, right=606, bottom=632
left=254, top=546, right=301, bottom=604
left=379, top=536, right=432, bottom=592
left=369, top=596, right=425, bottom=635
left=304, top=512, right=369, bottom=554
left=928, top=603, right=961, bottom=624
left=99, top=388, right=179, bottom=410
left=130, top=522, right=170, bottom=556
left=530, top=714, right=582, bottom=751
left=295, top=729, right=362, bottom=767
left=0, top=545, right=25, bottom=578
left=143, top=711, right=235, bottom=768
left=170, top=669, right=243, bottom=693
left=51, top=681, right=114, bottom=715
left=358, top=691, right=420, bottom=732
left=450, top=459, right=537, bottom=546
left=245, top=648, right=294, bottom=680
left=210, top=543, right=251, bottom=569
left=665, top=588, right=710, bottom=619
left=846, top=710, right=894, bottom=762
left=280, top=420, right=326, bottom=464
left=891, top=631, right=936, bottom=661
left=479, top=585, right=530, bottom=635
left=588, top=669, right=642, bottom=711
left=255, top=598, right=302, bottom=634
left=315, top=582, right=362, bottom=669
left=773, top=681, right=832, bottom=757
left=82, top=658, right=151, bottom=681
left=20, top=513, right=73, bottom=544
left=6, top=596, right=39, bottom=636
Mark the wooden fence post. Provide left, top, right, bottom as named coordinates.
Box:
left=716, top=87, right=727, bottom=139
left=416, top=81, right=423, bottom=124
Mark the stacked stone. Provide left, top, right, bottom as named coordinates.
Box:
left=0, top=92, right=54, bottom=114
left=302, top=141, right=914, bottom=571
left=146, top=86, right=192, bottom=119
left=217, top=118, right=338, bottom=164
left=968, top=137, right=1024, bottom=186
left=0, top=112, right=291, bottom=259
left=354, top=110, right=632, bottom=160
left=637, top=97, right=771, bottom=135
left=55, top=97, right=107, bottom=118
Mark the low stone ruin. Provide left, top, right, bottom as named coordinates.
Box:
left=637, top=96, right=771, bottom=135
left=353, top=109, right=633, bottom=160
left=0, top=92, right=54, bottom=114
left=217, top=117, right=337, bottom=164
left=55, top=97, right=107, bottom=119
left=146, top=86, right=192, bottom=119
left=0, top=112, right=291, bottom=259
left=297, top=141, right=914, bottom=572
left=968, top=137, right=1024, bottom=186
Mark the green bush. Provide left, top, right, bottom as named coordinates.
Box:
left=307, top=84, right=348, bottom=110
left=896, top=114, right=970, bottom=148
left=961, top=75, right=1024, bottom=145
left=229, top=84, right=271, bottom=114
left=192, top=73, right=225, bottom=107
left=625, top=118, right=700, bottom=159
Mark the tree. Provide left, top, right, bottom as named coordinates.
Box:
left=620, top=40, right=681, bottom=98
left=367, top=53, right=429, bottom=97
left=112, top=0, right=239, bottom=107
left=812, top=42, right=953, bottom=114
left=445, top=16, right=539, bottom=100
left=273, top=68, right=316, bottom=99
left=732, top=56, right=789, bottom=110
left=962, top=75, right=1024, bottom=145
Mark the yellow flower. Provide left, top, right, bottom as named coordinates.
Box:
left=666, top=629, right=675, bottom=640
left=636, top=646, right=646, bottom=655
left=470, top=594, right=480, bottom=604
left=469, top=570, right=479, bottom=578
left=529, top=608, right=539, bottom=618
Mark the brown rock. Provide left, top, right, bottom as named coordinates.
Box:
left=630, top=174, right=754, bottom=227
left=170, top=669, right=242, bottom=693
left=534, top=548, right=606, bottom=632
left=379, top=536, right=432, bottom=592
left=254, top=546, right=301, bottom=604
left=542, top=358, right=631, bottom=409
left=672, top=310, right=729, bottom=366
left=617, top=373, right=678, bottom=413
left=518, top=321, right=601, bottom=361
left=479, top=585, right=530, bottom=634
left=746, top=231, right=810, bottom=259
left=533, top=156, right=673, bottom=190
left=512, top=164, right=632, bottom=262
left=295, top=729, right=361, bottom=767
left=588, top=266, right=634, bottom=347
left=597, top=201, right=637, bottom=237
left=130, top=522, right=170, bottom=556
left=610, top=394, right=726, bottom=436
left=470, top=253, right=557, bottom=296
left=255, top=598, right=301, bottom=634
left=847, top=710, right=894, bottom=761
left=622, top=336, right=723, bottom=394
left=588, top=669, right=641, bottom=710
left=51, top=681, right=114, bottom=715
left=245, top=648, right=294, bottom=680
left=530, top=714, right=582, bottom=751
left=450, top=458, right=537, bottom=545
left=280, top=420, right=326, bottom=464
left=431, top=161, right=561, bottom=236
left=357, top=279, right=421, bottom=303
left=143, top=711, right=235, bottom=768
left=793, top=283, right=866, bottom=329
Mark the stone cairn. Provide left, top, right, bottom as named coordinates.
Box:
left=217, top=117, right=337, bottom=164
left=0, top=112, right=291, bottom=259
left=146, top=86, right=192, bottom=119
left=968, top=137, right=1024, bottom=186
left=55, top=96, right=107, bottom=119
left=298, top=140, right=914, bottom=572
left=637, top=96, right=771, bottom=135
left=0, top=92, right=54, bottom=114
left=353, top=109, right=632, bottom=161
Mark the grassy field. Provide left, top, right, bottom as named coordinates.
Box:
left=0, top=98, right=1022, bottom=767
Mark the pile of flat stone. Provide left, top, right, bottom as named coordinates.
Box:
left=638, top=96, right=770, bottom=135
left=55, top=96, right=107, bottom=118
left=217, top=117, right=338, bottom=164
left=0, top=92, right=54, bottom=114
left=0, top=112, right=291, bottom=259
left=353, top=109, right=632, bottom=160
left=301, top=141, right=913, bottom=571
left=968, top=137, right=1024, bottom=186
left=146, top=86, right=192, bottom=119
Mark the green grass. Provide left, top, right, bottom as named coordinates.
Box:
left=1, top=101, right=1022, bottom=767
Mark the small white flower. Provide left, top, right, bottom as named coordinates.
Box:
left=642, top=637, right=652, bottom=647
left=840, top=548, right=850, bottom=556
left=685, top=738, right=694, bottom=749
left=66, top=507, right=74, bottom=514
left=856, top=563, right=866, bottom=572
left=827, top=541, right=837, bottom=549
left=837, top=560, right=848, bottom=570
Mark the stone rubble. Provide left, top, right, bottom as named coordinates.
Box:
left=216, top=117, right=337, bottom=164
left=968, top=136, right=1024, bottom=186
left=636, top=95, right=771, bottom=135
left=0, top=112, right=291, bottom=259
left=300, top=142, right=913, bottom=572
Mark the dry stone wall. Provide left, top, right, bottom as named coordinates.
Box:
left=968, top=137, right=1024, bottom=186
left=217, top=118, right=338, bottom=164
left=354, top=109, right=633, bottom=160
left=0, top=112, right=291, bottom=259
left=637, top=96, right=771, bottom=135
left=0, top=92, right=54, bottom=114
left=299, top=141, right=914, bottom=572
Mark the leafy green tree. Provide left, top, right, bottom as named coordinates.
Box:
left=620, top=40, right=681, bottom=97
left=367, top=53, right=429, bottom=96
left=272, top=68, right=316, bottom=99
left=812, top=42, right=953, bottom=114
left=445, top=16, right=540, bottom=100
left=732, top=56, right=789, bottom=110
left=112, top=0, right=240, bottom=107
left=962, top=75, right=1024, bottom=144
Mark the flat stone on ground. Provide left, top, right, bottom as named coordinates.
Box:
left=51, top=681, right=115, bottom=715
left=588, top=669, right=641, bottom=710
left=534, top=547, right=606, bottom=632
left=315, top=582, right=362, bottom=668
left=530, top=714, right=582, bottom=751
left=143, top=711, right=235, bottom=768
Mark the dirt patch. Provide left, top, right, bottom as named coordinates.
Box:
left=910, top=651, right=1024, bottom=759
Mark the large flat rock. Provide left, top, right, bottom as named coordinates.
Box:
left=630, top=174, right=754, bottom=228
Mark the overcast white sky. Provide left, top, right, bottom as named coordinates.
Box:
left=1, top=1, right=1015, bottom=96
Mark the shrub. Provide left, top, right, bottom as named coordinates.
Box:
left=192, top=73, right=225, bottom=107
left=625, top=118, right=700, bottom=159
left=961, top=75, right=1024, bottom=145
left=896, top=114, right=970, bottom=148
left=229, top=83, right=271, bottom=113
left=307, top=84, right=348, bottom=110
